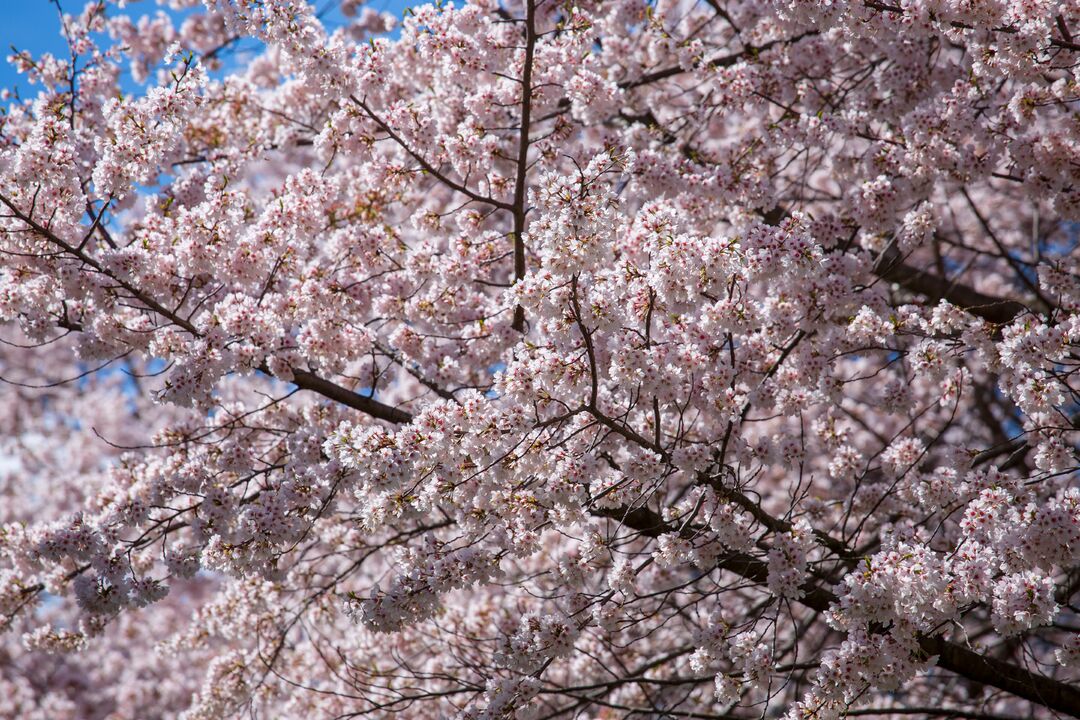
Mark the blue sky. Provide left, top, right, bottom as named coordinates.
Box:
left=0, top=0, right=412, bottom=95
left=0, top=2, right=71, bottom=93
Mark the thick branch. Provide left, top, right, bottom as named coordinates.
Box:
left=863, top=1, right=1080, bottom=52
left=596, top=502, right=1080, bottom=717
left=510, top=0, right=537, bottom=333
left=872, top=250, right=1031, bottom=325
left=288, top=368, right=413, bottom=424
left=0, top=192, right=412, bottom=425
left=923, top=636, right=1080, bottom=719
left=758, top=205, right=1034, bottom=325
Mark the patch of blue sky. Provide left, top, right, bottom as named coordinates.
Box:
left=0, top=0, right=416, bottom=97
left=1, top=1, right=195, bottom=97
left=485, top=362, right=505, bottom=398
left=1042, top=219, right=1080, bottom=256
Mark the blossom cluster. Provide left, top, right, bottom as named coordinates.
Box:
left=0, top=0, right=1077, bottom=718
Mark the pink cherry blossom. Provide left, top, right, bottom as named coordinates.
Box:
left=0, top=0, right=1079, bottom=718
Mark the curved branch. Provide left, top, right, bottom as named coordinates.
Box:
left=596, top=502, right=1080, bottom=718
left=872, top=249, right=1033, bottom=325
left=0, top=192, right=412, bottom=426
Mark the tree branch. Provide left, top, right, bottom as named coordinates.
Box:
left=510, top=0, right=537, bottom=333
left=623, top=31, right=819, bottom=90
left=0, top=191, right=412, bottom=426
left=350, top=96, right=513, bottom=212
left=287, top=368, right=413, bottom=425
left=595, top=501, right=1080, bottom=718
left=862, top=1, right=1080, bottom=52
left=872, top=248, right=1032, bottom=325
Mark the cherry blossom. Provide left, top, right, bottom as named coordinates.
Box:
left=0, top=0, right=1079, bottom=718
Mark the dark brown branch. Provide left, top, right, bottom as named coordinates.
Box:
left=596, top=502, right=1080, bottom=718
left=759, top=205, right=1038, bottom=326
left=287, top=368, right=413, bottom=425
left=863, top=1, right=1080, bottom=52
left=872, top=250, right=1031, bottom=325
left=511, top=0, right=537, bottom=333
left=350, top=96, right=513, bottom=212
left=623, top=31, right=819, bottom=90
left=0, top=191, right=412, bottom=426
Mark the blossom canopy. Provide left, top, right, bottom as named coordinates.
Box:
left=0, top=0, right=1079, bottom=719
